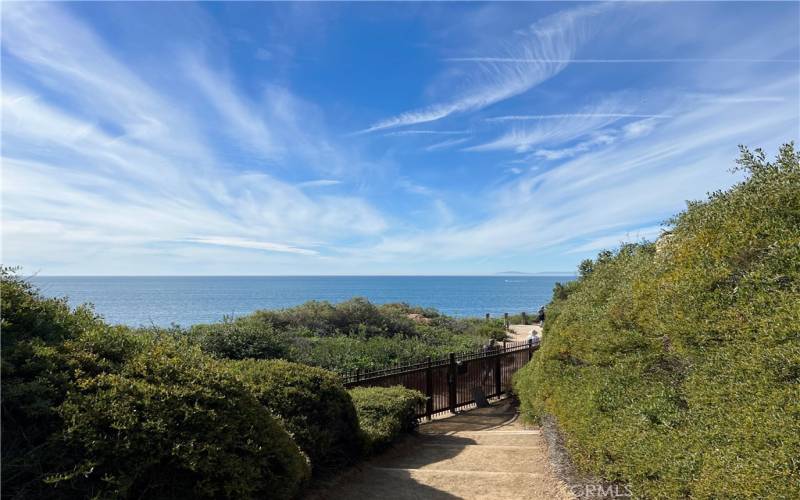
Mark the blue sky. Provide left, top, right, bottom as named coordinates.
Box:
left=2, top=1, right=798, bottom=275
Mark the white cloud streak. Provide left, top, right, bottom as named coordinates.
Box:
left=447, top=58, right=798, bottom=63
left=348, top=76, right=798, bottom=263
left=468, top=96, right=641, bottom=152
left=297, top=179, right=342, bottom=188
left=1, top=2, right=386, bottom=274
left=425, top=137, right=470, bottom=152
left=384, top=130, right=470, bottom=136
left=486, top=113, right=672, bottom=122
left=359, top=3, right=611, bottom=133
left=187, top=237, right=318, bottom=256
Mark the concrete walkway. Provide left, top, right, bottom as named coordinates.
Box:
left=507, top=323, right=542, bottom=342
left=320, top=400, right=572, bottom=499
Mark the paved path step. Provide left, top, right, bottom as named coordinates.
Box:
left=407, top=432, right=543, bottom=447
left=374, top=444, right=549, bottom=473
left=335, top=467, right=567, bottom=500
left=313, top=400, right=571, bottom=499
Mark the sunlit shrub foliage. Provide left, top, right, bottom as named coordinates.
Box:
left=191, top=298, right=495, bottom=370
left=1, top=271, right=310, bottom=499
left=514, top=144, right=800, bottom=498
left=231, top=358, right=361, bottom=473
left=349, top=386, right=426, bottom=453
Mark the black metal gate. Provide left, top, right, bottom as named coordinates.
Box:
left=343, top=340, right=538, bottom=418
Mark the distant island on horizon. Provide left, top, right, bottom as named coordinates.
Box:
left=496, top=271, right=577, bottom=276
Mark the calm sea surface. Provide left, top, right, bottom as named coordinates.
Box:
left=30, top=276, right=574, bottom=327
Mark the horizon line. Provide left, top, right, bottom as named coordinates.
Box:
left=28, top=273, right=578, bottom=278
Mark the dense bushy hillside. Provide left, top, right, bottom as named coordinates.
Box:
left=514, top=144, right=800, bottom=498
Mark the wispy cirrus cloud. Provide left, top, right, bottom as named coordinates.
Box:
left=187, top=237, right=318, bottom=256
left=425, top=137, right=471, bottom=152
left=297, top=179, right=342, bottom=188
left=2, top=1, right=797, bottom=276
left=359, top=3, right=612, bottom=133
left=348, top=76, right=798, bottom=263
left=485, top=113, right=672, bottom=122
left=467, top=96, right=643, bottom=152
left=384, top=130, right=470, bottom=136
left=446, top=57, right=797, bottom=64
left=1, top=2, right=386, bottom=273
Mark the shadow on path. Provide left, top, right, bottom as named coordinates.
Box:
left=312, top=400, right=571, bottom=500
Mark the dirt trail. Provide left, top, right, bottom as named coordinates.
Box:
left=318, top=400, right=572, bottom=500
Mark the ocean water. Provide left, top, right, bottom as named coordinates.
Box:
left=30, top=276, right=574, bottom=327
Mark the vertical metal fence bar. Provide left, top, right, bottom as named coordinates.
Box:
left=425, top=356, right=433, bottom=420
left=448, top=353, right=457, bottom=413
left=494, top=351, right=502, bottom=397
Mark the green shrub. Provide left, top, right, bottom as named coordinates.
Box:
left=349, top=386, right=426, bottom=453
left=191, top=317, right=291, bottom=360
left=57, top=341, right=310, bottom=499
left=514, top=144, right=800, bottom=498
left=246, top=297, right=417, bottom=338
left=1, top=273, right=310, bottom=499
left=287, top=331, right=482, bottom=373
left=230, top=359, right=361, bottom=473
left=472, top=319, right=509, bottom=341
left=1, top=269, right=108, bottom=498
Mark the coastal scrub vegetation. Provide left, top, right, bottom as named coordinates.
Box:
left=514, top=144, right=800, bottom=498
left=190, top=298, right=505, bottom=372
left=0, top=271, right=447, bottom=498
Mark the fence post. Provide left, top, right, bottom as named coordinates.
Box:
left=425, top=356, right=433, bottom=420
left=448, top=353, right=457, bottom=414
left=494, top=348, right=502, bottom=397
left=521, top=312, right=527, bottom=325
left=528, top=338, right=534, bottom=361
left=504, top=312, right=509, bottom=328
left=355, top=368, right=360, bottom=383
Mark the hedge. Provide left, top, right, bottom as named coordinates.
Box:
left=231, top=359, right=361, bottom=472
left=349, top=386, right=426, bottom=453
left=1, top=273, right=310, bottom=499
left=57, top=341, right=310, bottom=499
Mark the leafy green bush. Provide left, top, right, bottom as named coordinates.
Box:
left=57, top=340, right=310, bottom=499
left=245, top=297, right=417, bottom=338
left=288, top=329, right=483, bottom=372
left=191, top=317, right=292, bottom=360
left=514, top=144, right=800, bottom=498
left=1, top=273, right=310, bottom=499
left=472, top=319, right=509, bottom=341
left=2, top=268, right=108, bottom=498
left=231, top=359, right=361, bottom=473
left=349, top=386, right=426, bottom=453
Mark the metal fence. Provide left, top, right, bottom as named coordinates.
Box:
left=343, top=339, right=539, bottom=419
